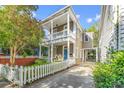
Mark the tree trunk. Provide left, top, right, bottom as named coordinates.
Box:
left=10, top=47, right=13, bottom=66
left=10, top=46, right=17, bottom=66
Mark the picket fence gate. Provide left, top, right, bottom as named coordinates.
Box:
left=0, top=59, right=76, bottom=87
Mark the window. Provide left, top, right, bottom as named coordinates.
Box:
left=84, top=34, right=89, bottom=42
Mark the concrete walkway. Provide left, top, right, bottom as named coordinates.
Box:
left=25, top=62, right=95, bottom=88
left=0, top=77, right=11, bottom=88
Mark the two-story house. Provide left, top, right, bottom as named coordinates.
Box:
left=39, top=6, right=98, bottom=64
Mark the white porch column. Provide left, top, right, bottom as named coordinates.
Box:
left=73, top=43, right=75, bottom=58
left=82, top=49, right=84, bottom=62
left=50, top=20, right=53, bottom=62
left=96, top=48, right=98, bottom=62
left=67, top=40, right=70, bottom=59
left=48, top=46, right=50, bottom=62
left=39, top=44, right=42, bottom=58
left=67, top=13, right=70, bottom=60
left=67, top=13, right=70, bottom=35
left=84, top=50, right=87, bottom=62
left=80, top=49, right=81, bottom=59
left=51, top=44, right=53, bottom=62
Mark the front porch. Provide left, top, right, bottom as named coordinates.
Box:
left=39, top=42, right=75, bottom=63
left=41, top=11, right=77, bottom=48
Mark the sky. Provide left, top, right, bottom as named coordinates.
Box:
left=33, top=5, right=101, bottom=29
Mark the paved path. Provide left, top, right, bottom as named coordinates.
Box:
left=25, top=62, right=95, bottom=88
left=0, top=77, right=11, bottom=88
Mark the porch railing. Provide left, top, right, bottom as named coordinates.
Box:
left=52, top=29, right=67, bottom=40
left=43, top=29, right=76, bottom=43
left=0, top=59, right=76, bottom=87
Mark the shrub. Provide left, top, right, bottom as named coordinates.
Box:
left=93, top=51, right=124, bottom=88
left=33, top=59, right=49, bottom=66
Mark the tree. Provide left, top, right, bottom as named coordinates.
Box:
left=87, top=22, right=99, bottom=47
left=0, top=6, right=44, bottom=66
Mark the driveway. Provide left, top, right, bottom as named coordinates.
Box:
left=25, top=62, right=95, bottom=88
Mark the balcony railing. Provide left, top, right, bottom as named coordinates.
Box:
left=53, top=29, right=67, bottom=40
left=43, top=29, right=76, bottom=43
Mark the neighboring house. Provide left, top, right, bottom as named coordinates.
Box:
left=39, top=6, right=98, bottom=64
left=82, top=32, right=98, bottom=62
left=99, top=5, right=124, bottom=62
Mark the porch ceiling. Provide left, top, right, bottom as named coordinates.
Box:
left=42, top=13, right=73, bottom=31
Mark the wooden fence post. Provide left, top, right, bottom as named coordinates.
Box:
left=24, top=67, right=27, bottom=84
left=32, top=66, right=34, bottom=81
left=28, top=67, right=31, bottom=83
left=19, top=66, right=23, bottom=87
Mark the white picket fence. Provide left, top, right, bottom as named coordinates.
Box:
left=0, top=64, right=3, bottom=76
left=0, top=59, right=76, bottom=87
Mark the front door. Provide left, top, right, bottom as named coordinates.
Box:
left=64, top=48, right=68, bottom=60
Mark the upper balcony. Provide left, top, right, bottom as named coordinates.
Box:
left=43, top=29, right=76, bottom=45
left=42, top=12, right=77, bottom=45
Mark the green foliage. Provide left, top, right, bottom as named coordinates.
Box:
left=0, top=5, right=44, bottom=65
left=32, top=59, right=49, bottom=66
left=41, top=46, right=48, bottom=56
left=19, top=47, right=35, bottom=57
left=87, top=22, right=99, bottom=47
left=93, top=51, right=124, bottom=88
left=0, top=5, right=44, bottom=48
